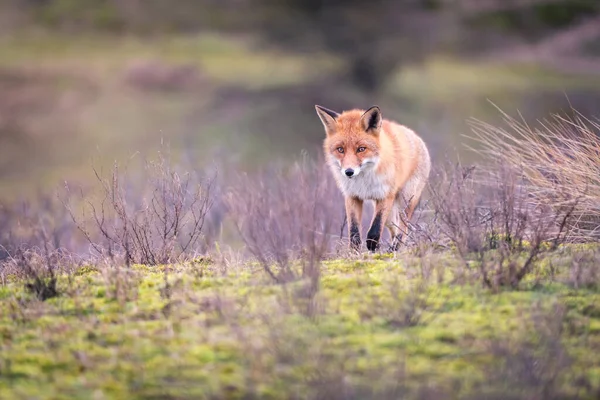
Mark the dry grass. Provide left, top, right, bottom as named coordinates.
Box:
left=469, top=107, right=600, bottom=239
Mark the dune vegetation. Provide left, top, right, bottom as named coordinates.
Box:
left=2, top=111, right=600, bottom=399
left=2, top=2, right=600, bottom=397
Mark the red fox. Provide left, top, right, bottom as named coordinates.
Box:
left=315, top=105, right=431, bottom=251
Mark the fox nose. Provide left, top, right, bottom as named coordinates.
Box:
left=345, top=168, right=354, bottom=177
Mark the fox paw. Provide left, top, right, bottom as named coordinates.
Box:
left=366, top=237, right=380, bottom=252
left=349, top=237, right=361, bottom=251
left=388, top=234, right=403, bottom=252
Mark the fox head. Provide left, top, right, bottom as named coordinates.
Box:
left=315, top=105, right=382, bottom=179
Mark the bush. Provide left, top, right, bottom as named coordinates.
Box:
left=429, top=162, right=579, bottom=289
left=227, top=157, right=344, bottom=283
left=66, top=152, right=215, bottom=265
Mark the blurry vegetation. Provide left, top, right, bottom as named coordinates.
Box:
left=469, top=0, right=600, bottom=36
left=5, top=0, right=599, bottom=91
left=0, top=0, right=599, bottom=197
left=251, top=0, right=446, bottom=93
left=1, top=105, right=600, bottom=397
left=1, top=2, right=600, bottom=397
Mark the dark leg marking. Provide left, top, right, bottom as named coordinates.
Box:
left=349, top=220, right=361, bottom=249
left=366, top=212, right=382, bottom=252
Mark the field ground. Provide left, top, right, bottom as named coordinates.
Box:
left=1, top=245, right=600, bottom=399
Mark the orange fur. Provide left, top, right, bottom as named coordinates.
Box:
left=315, top=105, right=431, bottom=251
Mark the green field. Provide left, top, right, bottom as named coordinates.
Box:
left=2, top=246, right=600, bottom=399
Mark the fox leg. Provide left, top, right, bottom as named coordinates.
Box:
left=397, top=194, right=421, bottom=244
left=366, top=195, right=395, bottom=252
left=386, top=205, right=402, bottom=252
left=345, top=196, right=363, bottom=250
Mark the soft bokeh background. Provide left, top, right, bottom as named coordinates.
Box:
left=1, top=0, right=600, bottom=199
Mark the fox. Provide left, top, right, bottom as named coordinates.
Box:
left=315, top=105, right=431, bottom=252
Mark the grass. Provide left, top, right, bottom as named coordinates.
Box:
left=1, top=247, right=599, bottom=399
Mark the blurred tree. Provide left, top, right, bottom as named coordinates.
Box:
left=250, top=0, right=600, bottom=91
left=1, top=0, right=599, bottom=90
left=458, top=0, right=600, bottom=72
left=460, top=0, right=600, bottom=39
left=252, top=0, right=451, bottom=93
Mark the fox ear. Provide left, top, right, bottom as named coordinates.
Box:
left=361, top=106, right=382, bottom=133
left=315, top=105, right=339, bottom=134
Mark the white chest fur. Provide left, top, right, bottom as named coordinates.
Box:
left=333, top=166, right=391, bottom=200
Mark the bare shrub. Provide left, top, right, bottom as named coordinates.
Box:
left=227, top=157, right=344, bottom=284
left=65, top=152, right=214, bottom=265
left=400, top=197, right=442, bottom=252
left=568, top=250, right=600, bottom=289
left=0, top=190, right=82, bottom=261
left=428, top=164, right=482, bottom=256
left=0, top=194, right=83, bottom=290
left=2, top=248, right=64, bottom=301
left=430, top=162, right=579, bottom=289
left=470, top=108, right=600, bottom=240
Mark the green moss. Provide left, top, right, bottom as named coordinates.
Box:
left=74, top=265, right=100, bottom=276
left=1, top=246, right=599, bottom=398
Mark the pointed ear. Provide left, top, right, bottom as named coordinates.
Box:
left=315, top=105, right=339, bottom=135
left=361, top=106, right=382, bottom=133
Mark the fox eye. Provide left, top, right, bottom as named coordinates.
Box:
left=357, top=147, right=366, bottom=153
left=336, top=147, right=344, bottom=154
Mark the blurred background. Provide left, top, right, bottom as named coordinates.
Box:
left=1, top=0, right=600, bottom=199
